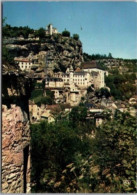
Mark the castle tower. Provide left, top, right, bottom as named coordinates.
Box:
left=49, top=24, right=53, bottom=35
left=69, top=65, right=74, bottom=85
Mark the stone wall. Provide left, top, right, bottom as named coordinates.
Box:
left=2, top=105, right=31, bottom=193
left=2, top=73, right=33, bottom=193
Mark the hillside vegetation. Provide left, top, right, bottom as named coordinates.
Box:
left=31, top=107, right=136, bottom=193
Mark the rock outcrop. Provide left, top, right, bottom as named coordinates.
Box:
left=4, top=34, right=83, bottom=72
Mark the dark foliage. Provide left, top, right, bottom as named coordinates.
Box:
left=73, top=34, right=79, bottom=40
left=105, top=72, right=136, bottom=100
left=31, top=108, right=136, bottom=193
left=83, top=52, right=113, bottom=61
left=34, top=28, right=45, bottom=39
left=62, top=30, right=70, bottom=37
left=3, top=24, right=34, bottom=38
left=95, top=88, right=111, bottom=99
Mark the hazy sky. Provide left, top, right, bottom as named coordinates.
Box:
left=3, top=1, right=137, bottom=59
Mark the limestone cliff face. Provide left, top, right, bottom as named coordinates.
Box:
left=4, top=34, right=83, bottom=71
left=2, top=73, right=33, bottom=193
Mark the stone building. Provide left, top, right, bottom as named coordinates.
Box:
left=54, top=64, right=108, bottom=90
left=45, top=24, right=58, bottom=35
left=62, top=66, right=91, bottom=88
left=82, top=61, right=108, bottom=89
left=45, top=77, right=64, bottom=88
left=29, top=102, right=57, bottom=123
left=14, top=57, right=33, bottom=71
left=45, top=64, right=108, bottom=106
left=2, top=72, right=32, bottom=193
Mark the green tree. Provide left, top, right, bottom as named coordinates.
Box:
left=108, top=52, right=113, bottom=59
left=105, top=72, right=136, bottom=100
left=31, top=120, right=87, bottom=192
left=30, top=89, right=55, bottom=106
left=92, top=111, right=136, bottom=192
left=62, top=29, right=70, bottom=37
left=95, top=88, right=111, bottom=98
left=2, top=45, right=14, bottom=65
left=69, top=105, right=87, bottom=128
left=73, top=34, right=79, bottom=40
left=34, top=27, right=45, bottom=38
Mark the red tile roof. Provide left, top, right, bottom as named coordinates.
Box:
left=14, top=58, right=32, bottom=62
left=81, top=61, right=98, bottom=69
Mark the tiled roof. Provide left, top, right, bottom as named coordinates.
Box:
left=81, top=61, right=98, bottom=69
left=75, top=67, right=81, bottom=72
left=14, top=58, right=32, bottom=62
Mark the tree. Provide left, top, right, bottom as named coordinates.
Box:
left=105, top=72, right=136, bottom=100
left=2, top=45, right=14, bottom=65
left=69, top=105, right=87, bottom=128
left=34, top=27, right=45, bottom=38
left=92, top=111, right=136, bottom=192
left=62, top=29, right=70, bottom=37
left=87, top=86, right=94, bottom=93
left=73, top=34, right=79, bottom=40
left=30, top=120, right=86, bottom=192
left=30, top=89, right=55, bottom=106
left=95, top=88, right=111, bottom=98
left=108, top=52, right=113, bottom=59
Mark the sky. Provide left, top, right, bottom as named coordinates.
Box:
left=2, top=1, right=137, bottom=59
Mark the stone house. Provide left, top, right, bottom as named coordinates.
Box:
left=14, top=57, right=33, bottom=71
left=45, top=77, right=64, bottom=88
left=41, top=112, right=55, bottom=123
left=29, top=102, right=57, bottom=123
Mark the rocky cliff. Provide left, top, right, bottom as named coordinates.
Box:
left=4, top=34, right=83, bottom=72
